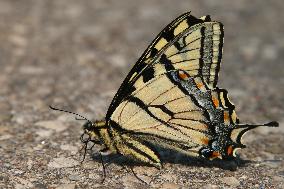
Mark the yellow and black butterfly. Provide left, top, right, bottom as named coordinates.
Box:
left=51, top=12, right=278, bottom=170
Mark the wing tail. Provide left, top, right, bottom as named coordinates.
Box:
left=230, top=121, right=279, bottom=147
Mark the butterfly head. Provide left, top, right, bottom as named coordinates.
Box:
left=82, top=120, right=107, bottom=140
left=82, top=120, right=117, bottom=153
left=83, top=121, right=97, bottom=133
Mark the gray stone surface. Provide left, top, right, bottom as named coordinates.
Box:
left=0, top=0, right=283, bottom=188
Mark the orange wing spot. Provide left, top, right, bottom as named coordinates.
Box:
left=210, top=151, right=221, bottom=159
left=201, top=138, right=209, bottom=145
left=178, top=71, right=189, bottom=80
left=196, top=82, right=204, bottom=89
left=212, top=96, right=219, bottom=107
left=223, top=111, right=230, bottom=123
left=201, top=124, right=209, bottom=129
left=227, top=145, right=233, bottom=156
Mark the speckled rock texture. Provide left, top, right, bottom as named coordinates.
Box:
left=0, top=0, right=283, bottom=188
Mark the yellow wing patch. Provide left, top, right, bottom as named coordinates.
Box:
left=154, top=38, right=168, bottom=51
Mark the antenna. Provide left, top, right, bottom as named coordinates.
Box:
left=49, top=105, right=93, bottom=124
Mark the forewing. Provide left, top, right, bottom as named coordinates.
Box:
left=107, top=12, right=224, bottom=118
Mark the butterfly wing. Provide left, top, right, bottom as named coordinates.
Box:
left=106, top=12, right=224, bottom=119
left=110, top=69, right=239, bottom=157
left=87, top=13, right=278, bottom=163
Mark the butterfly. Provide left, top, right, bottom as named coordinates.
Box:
left=51, top=12, right=279, bottom=170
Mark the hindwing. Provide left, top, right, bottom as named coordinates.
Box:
left=110, top=70, right=237, bottom=156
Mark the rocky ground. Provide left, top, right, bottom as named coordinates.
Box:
left=0, top=0, right=283, bottom=188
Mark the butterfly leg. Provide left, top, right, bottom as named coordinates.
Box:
left=99, top=152, right=107, bottom=183
left=123, top=165, right=148, bottom=185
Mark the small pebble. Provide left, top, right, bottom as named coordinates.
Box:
left=13, top=170, right=25, bottom=176
left=262, top=44, right=278, bottom=60
left=27, top=159, right=33, bottom=170
left=279, top=171, right=284, bottom=176
left=48, top=157, right=79, bottom=168
left=60, top=144, right=78, bottom=154
left=36, top=129, right=53, bottom=138
left=56, top=184, right=76, bottom=189
left=262, top=161, right=281, bottom=168
left=0, top=113, right=12, bottom=122
left=202, top=184, right=219, bottom=189
left=221, top=176, right=240, bottom=187
left=161, top=173, right=177, bottom=182
left=33, top=182, right=48, bottom=189
left=69, top=174, right=81, bottom=181
left=273, top=176, right=284, bottom=182
left=35, top=120, right=68, bottom=132
left=0, top=134, right=12, bottom=141
left=160, top=182, right=181, bottom=189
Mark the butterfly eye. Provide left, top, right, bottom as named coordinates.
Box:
left=83, top=121, right=93, bottom=131
left=177, top=70, right=190, bottom=80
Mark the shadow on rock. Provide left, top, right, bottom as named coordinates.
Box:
left=89, top=147, right=253, bottom=172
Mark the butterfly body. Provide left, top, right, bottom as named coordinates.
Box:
left=81, top=12, right=278, bottom=168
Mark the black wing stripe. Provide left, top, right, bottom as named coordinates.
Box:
left=149, top=85, right=177, bottom=104
left=171, top=58, right=201, bottom=64
left=160, top=54, right=176, bottom=70
left=142, top=66, right=155, bottom=83
left=175, top=109, right=204, bottom=114
left=179, top=36, right=203, bottom=51
left=121, top=137, right=159, bottom=163
left=167, top=47, right=201, bottom=58
left=198, top=27, right=206, bottom=85
left=169, top=122, right=209, bottom=135
left=130, top=72, right=173, bottom=96
left=161, top=96, right=188, bottom=105
left=127, top=96, right=207, bottom=143
left=133, top=132, right=199, bottom=147
left=128, top=96, right=171, bottom=124
left=213, top=24, right=224, bottom=87
left=186, top=15, right=203, bottom=26
left=173, top=41, right=182, bottom=51
left=150, top=104, right=175, bottom=117
left=171, top=117, right=208, bottom=125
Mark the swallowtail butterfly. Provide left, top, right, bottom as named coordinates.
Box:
left=52, top=12, right=279, bottom=170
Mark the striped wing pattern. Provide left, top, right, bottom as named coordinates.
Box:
left=106, top=13, right=230, bottom=163
left=106, top=12, right=224, bottom=119
left=110, top=69, right=239, bottom=157
left=80, top=13, right=278, bottom=168
left=82, top=12, right=278, bottom=168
